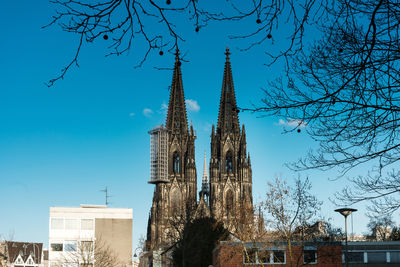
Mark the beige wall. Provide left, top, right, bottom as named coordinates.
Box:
left=95, top=218, right=132, bottom=267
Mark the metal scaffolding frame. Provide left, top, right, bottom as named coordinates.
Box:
left=148, top=125, right=169, bottom=184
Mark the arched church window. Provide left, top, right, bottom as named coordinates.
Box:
left=225, top=151, right=233, bottom=173
left=225, top=190, right=234, bottom=217
left=173, top=152, right=180, bottom=174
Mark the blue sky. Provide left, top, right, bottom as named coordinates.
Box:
left=0, top=0, right=386, bottom=252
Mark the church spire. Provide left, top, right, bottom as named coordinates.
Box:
left=217, top=47, right=240, bottom=135
left=200, top=151, right=209, bottom=198
left=166, top=48, right=188, bottom=134
left=202, top=151, right=208, bottom=186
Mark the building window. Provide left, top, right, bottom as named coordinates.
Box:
left=65, top=219, right=79, bottom=230
left=225, top=190, right=233, bottom=217
left=81, top=241, right=94, bottom=253
left=170, top=189, right=181, bottom=215
left=15, top=255, right=24, bottom=264
left=81, top=219, right=94, bottom=230
left=243, top=248, right=257, bottom=263
left=225, top=151, right=233, bottom=173
left=64, top=241, right=77, bottom=252
left=50, top=243, right=63, bottom=252
left=304, top=250, right=317, bottom=264
left=367, top=252, right=387, bottom=263
left=390, top=251, right=400, bottom=263
left=243, top=249, right=286, bottom=264
left=273, top=250, right=285, bottom=263
left=258, top=250, right=271, bottom=264
left=51, top=218, right=64, bottom=230
left=348, top=252, right=364, bottom=263
left=173, top=152, right=180, bottom=174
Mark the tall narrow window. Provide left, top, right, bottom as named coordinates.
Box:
left=173, top=152, right=180, bottom=174
left=225, top=151, right=233, bottom=173
left=225, top=190, right=233, bottom=217
left=171, top=189, right=181, bottom=215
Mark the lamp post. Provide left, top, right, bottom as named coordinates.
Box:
left=335, top=208, right=357, bottom=267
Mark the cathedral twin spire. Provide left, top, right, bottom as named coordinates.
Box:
left=147, top=47, right=252, bottom=251
left=166, top=47, right=240, bottom=137
left=217, top=48, right=240, bottom=135
left=166, top=49, right=188, bottom=135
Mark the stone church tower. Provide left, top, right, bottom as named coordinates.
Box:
left=145, top=48, right=253, bottom=256
left=209, top=48, right=253, bottom=227
left=146, top=50, right=197, bottom=251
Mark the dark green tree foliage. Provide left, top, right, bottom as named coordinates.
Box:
left=172, top=217, right=229, bottom=267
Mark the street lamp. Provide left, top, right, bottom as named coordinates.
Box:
left=335, top=208, right=357, bottom=267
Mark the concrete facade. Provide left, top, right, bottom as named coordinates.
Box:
left=49, top=205, right=132, bottom=267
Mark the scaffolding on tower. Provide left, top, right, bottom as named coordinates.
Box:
left=148, top=125, right=169, bottom=184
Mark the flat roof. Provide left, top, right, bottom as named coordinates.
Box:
left=49, top=205, right=132, bottom=219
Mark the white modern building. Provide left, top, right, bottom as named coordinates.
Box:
left=49, top=204, right=132, bottom=267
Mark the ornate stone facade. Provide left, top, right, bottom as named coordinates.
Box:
left=209, top=48, right=253, bottom=227
left=146, top=48, right=253, bottom=252
left=146, top=51, right=197, bottom=251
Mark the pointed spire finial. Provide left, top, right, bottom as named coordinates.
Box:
left=225, top=47, right=231, bottom=62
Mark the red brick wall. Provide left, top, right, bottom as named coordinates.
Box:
left=213, top=243, right=342, bottom=267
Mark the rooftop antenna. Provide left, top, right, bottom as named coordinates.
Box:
left=100, top=186, right=112, bottom=206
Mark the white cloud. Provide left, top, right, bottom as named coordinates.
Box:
left=278, top=119, right=308, bottom=128
left=185, top=99, right=200, bottom=112
left=159, top=102, right=168, bottom=117
left=143, top=108, right=154, bottom=117
left=161, top=103, right=168, bottom=111
left=202, top=122, right=212, bottom=132
left=129, top=112, right=135, bottom=117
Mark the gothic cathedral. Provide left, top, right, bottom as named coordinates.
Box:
left=146, top=48, right=253, bottom=252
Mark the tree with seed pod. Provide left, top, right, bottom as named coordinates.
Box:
left=45, top=1, right=400, bottom=215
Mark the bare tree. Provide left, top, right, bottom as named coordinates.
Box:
left=212, top=175, right=344, bottom=267
left=46, top=0, right=400, bottom=213
left=44, top=0, right=221, bottom=86
left=45, top=0, right=326, bottom=86
left=226, top=203, right=273, bottom=267
left=263, top=176, right=322, bottom=267
left=58, top=238, right=120, bottom=267
left=164, top=201, right=198, bottom=249
left=366, top=214, right=394, bottom=241
left=390, top=225, right=400, bottom=240
left=242, top=0, right=400, bottom=215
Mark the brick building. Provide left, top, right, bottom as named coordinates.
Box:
left=213, top=241, right=342, bottom=267
left=0, top=241, right=44, bottom=267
